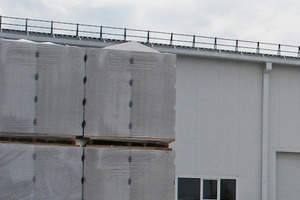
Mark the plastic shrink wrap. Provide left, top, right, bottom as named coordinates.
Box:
left=0, top=40, right=37, bottom=134
left=85, top=48, right=132, bottom=137
left=0, top=40, right=85, bottom=136
left=35, top=43, right=85, bottom=136
left=130, top=51, right=176, bottom=139
left=84, top=147, right=175, bottom=200
left=0, top=40, right=176, bottom=200
left=85, top=42, right=176, bottom=139
left=0, top=143, right=82, bottom=200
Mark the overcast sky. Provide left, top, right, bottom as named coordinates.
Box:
left=1, top=0, right=300, bottom=46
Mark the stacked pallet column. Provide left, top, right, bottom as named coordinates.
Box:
left=84, top=42, right=176, bottom=200
left=0, top=40, right=176, bottom=200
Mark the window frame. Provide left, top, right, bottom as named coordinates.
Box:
left=176, top=176, right=238, bottom=200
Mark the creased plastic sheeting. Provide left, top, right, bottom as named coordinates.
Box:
left=85, top=49, right=131, bottom=137
left=131, top=52, right=176, bottom=139
left=129, top=150, right=175, bottom=200
left=85, top=48, right=176, bottom=139
left=0, top=143, right=35, bottom=199
left=33, top=145, right=82, bottom=200
left=0, top=143, right=82, bottom=200
left=0, top=40, right=37, bottom=133
left=35, top=44, right=85, bottom=136
left=84, top=147, right=130, bottom=200
left=84, top=147, right=175, bottom=200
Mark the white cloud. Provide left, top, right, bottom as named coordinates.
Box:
left=1, top=0, right=300, bottom=45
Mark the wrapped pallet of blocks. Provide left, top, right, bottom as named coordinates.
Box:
left=85, top=42, right=176, bottom=140
left=83, top=147, right=175, bottom=200
left=0, top=40, right=176, bottom=200
left=0, top=143, right=82, bottom=200
left=0, top=39, right=85, bottom=136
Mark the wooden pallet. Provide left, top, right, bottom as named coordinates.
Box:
left=0, top=134, right=174, bottom=150
left=0, top=134, right=77, bottom=146
left=86, top=136, right=172, bottom=150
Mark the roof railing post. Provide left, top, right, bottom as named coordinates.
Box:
left=50, top=21, right=53, bottom=35
left=76, top=23, right=79, bottom=37
left=170, top=33, right=173, bottom=45
left=99, top=26, right=103, bottom=39
left=25, top=18, right=28, bottom=32
left=256, top=42, right=260, bottom=54
left=147, top=31, right=150, bottom=44
left=192, top=35, right=196, bottom=48
left=277, top=44, right=281, bottom=56
left=235, top=40, right=239, bottom=52
left=0, top=16, right=2, bottom=32
left=214, top=37, right=217, bottom=50
left=124, top=28, right=127, bottom=41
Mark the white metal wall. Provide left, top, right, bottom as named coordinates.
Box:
left=269, top=64, right=300, bottom=200
left=174, top=55, right=264, bottom=200
left=276, top=152, right=300, bottom=200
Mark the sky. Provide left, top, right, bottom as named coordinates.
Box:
left=1, top=0, right=300, bottom=46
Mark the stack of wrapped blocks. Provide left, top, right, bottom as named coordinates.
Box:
left=0, top=39, right=176, bottom=200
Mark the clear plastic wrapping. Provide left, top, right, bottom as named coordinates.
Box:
left=0, top=40, right=85, bottom=136
left=0, top=40, right=37, bottom=133
left=0, top=40, right=176, bottom=139
left=85, top=48, right=132, bottom=136
left=0, top=143, right=82, bottom=200
left=84, top=147, right=175, bottom=200
left=35, top=43, right=85, bottom=136
left=130, top=51, right=176, bottom=139
left=85, top=44, right=176, bottom=139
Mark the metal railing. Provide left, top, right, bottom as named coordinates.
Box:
left=0, top=15, right=300, bottom=58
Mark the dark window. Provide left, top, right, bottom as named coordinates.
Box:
left=221, top=179, right=236, bottom=200
left=178, top=178, right=200, bottom=200
left=203, top=180, right=217, bottom=199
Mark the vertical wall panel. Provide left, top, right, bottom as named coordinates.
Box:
left=0, top=40, right=37, bottom=133
left=196, top=59, right=219, bottom=175
left=216, top=61, right=239, bottom=176
left=174, top=56, right=198, bottom=175
left=270, top=66, right=300, bottom=149
left=35, top=44, right=85, bottom=136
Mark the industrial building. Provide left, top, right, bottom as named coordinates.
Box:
left=1, top=16, right=300, bottom=200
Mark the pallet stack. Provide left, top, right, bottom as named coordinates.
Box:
left=0, top=39, right=176, bottom=200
